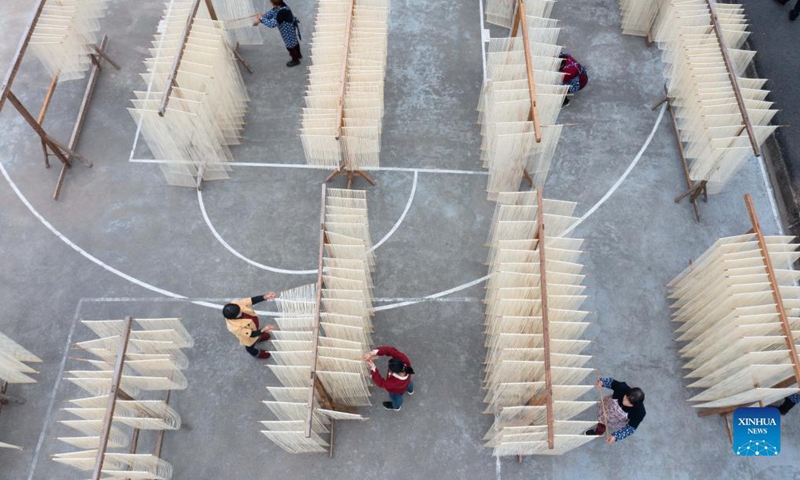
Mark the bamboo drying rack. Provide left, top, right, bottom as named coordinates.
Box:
left=324, top=0, right=378, bottom=189
left=652, top=0, right=761, bottom=222
left=156, top=0, right=253, bottom=191
left=693, top=195, right=800, bottom=442
left=515, top=188, right=553, bottom=462
left=509, top=0, right=543, bottom=188
left=62, top=317, right=175, bottom=480
left=303, top=184, right=360, bottom=458
left=0, top=0, right=121, bottom=200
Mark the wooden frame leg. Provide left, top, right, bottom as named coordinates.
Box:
left=522, top=168, right=534, bottom=188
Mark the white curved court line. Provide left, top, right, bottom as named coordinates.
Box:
left=1, top=100, right=665, bottom=316
left=196, top=170, right=418, bottom=273
left=374, top=104, right=668, bottom=311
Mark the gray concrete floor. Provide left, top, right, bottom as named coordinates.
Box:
left=0, top=0, right=797, bottom=479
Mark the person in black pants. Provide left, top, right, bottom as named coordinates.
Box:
left=775, top=0, right=800, bottom=21
left=223, top=292, right=277, bottom=359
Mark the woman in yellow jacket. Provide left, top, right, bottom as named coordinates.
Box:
left=223, top=292, right=276, bottom=359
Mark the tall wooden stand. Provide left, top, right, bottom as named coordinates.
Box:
left=0, top=0, right=120, bottom=200
left=323, top=0, right=376, bottom=189
left=693, top=195, right=800, bottom=442
left=518, top=189, right=554, bottom=463
left=650, top=1, right=762, bottom=220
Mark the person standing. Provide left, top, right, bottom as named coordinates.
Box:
left=223, top=292, right=277, bottom=359
left=586, top=377, right=646, bottom=443
left=254, top=1, right=302, bottom=67
left=774, top=0, right=800, bottom=21
left=365, top=346, right=415, bottom=411
left=777, top=393, right=800, bottom=415
left=559, top=52, right=588, bottom=107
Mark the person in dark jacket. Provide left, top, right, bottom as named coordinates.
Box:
left=365, top=346, right=415, bottom=411
left=586, top=377, right=646, bottom=443
left=774, top=0, right=800, bottom=21
left=776, top=393, right=800, bottom=415
left=222, top=292, right=277, bottom=359
left=254, top=0, right=302, bottom=67
left=559, top=52, right=588, bottom=107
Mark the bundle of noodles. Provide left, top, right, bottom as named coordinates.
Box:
left=53, top=317, right=193, bottom=479
left=483, top=190, right=598, bottom=456
left=668, top=233, right=800, bottom=411
left=129, top=0, right=249, bottom=187
left=479, top=1, right=567, bottom=199
left=300, top=0, right=390, bottom=172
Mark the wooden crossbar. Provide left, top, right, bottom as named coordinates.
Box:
left=92, top=316, right=133, bottom=480
left=305, top=185, right=328, bottom=438
left=0, top=1, right=119, bottom=200
left=159, top=0, right=203, bottom=116
left=744, top=194, right=800, bottom=387
left=705, top=0, right=759, bottom=157
left=510, top=0, right=542, bottom=143
left=536, top=189, right=554, bottom=449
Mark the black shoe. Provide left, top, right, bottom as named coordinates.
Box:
left=791, top=10, right=799, bottom=21
left=382, top=401, right=401, bottom=411
left=562, top=97, right=570, bottom=108
left=776, top=0, right=789, bottom=4
left=584, top=429, right=597, bottom=436
left=286, top=60, right=301, bottom=67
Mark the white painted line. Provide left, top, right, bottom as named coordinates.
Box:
left=756, top=155, right=785, bottom=236
left=27, top=299, right=83, bottom=480
left=198, top=170, right=416, bottom=273
left=479, top=0, right=487, bottom=81
left=198, top=188, right=317, bottom=275
left=373, top=275, right=490, bottom=311
left=127, top=0, right=177, bottom=163
left=560, top=103, right=667, bottom=238
left=130, top=159, right=488, bottom=176
left=369, top=170, right=418, bottom=252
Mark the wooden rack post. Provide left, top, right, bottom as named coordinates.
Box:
left=706, top=0, right=759, bottom=157
left=536, top=189, right=555, bottom=451
left=325, top=0, right=377, bottom=189
left=92, top=316, right=133, bottom=480
left=0, top=0, right=120, bottom=200
left=696, top=195, right=800, bottom=421
left=653, top=89, right=705, bottom=222
left=518, top=189, right=554, bottom=463
left=509, top=0, right=542, bottom=188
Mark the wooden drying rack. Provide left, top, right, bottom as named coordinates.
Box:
left=516, top=189, right=553, bottom=462
left=0, top=0, right=121, bottom=200
left=324, top=0, right=377, bottom=189
left=510, top=0, right=542, bottom=189
left=695, top=194, right=800, bottom=443
left=303, top=184, right=359, bottom=458
left=651, top=0, right=761, bottom=222
left=62, top=317, right=174, bottom=480
left=157, top=0, right=253, bottom=191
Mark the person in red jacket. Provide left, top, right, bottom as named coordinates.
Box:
left=365, top=346, right=415, bottom=411
left=559, top=52, right=588, bottom=107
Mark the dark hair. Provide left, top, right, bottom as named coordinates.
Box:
left=222, top=303, right=241, bottom=319
left=627, top=388, right=645, bottom=405
left=270, top=0, right=286, bottom=5
left=388, top=357, right=415, bottom=375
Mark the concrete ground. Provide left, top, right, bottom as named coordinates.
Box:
left=0, top=1, right=797, bottom=479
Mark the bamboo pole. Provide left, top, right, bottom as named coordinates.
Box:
left=518, top=0, right=542, bottom=143
left=536, top=189, right=554, bottom=449
left=744, top=194, right=800, bottom=387
left=334, top=0, right=356, bottom=141
left=595, top=370, right=610, bottom=440
left=92, top=316, right=133, bottom=480
left=159, top=0, right=203, bottom=116
left=705, top=0, right=759, bottom=156
left=305, top=184, right=327, bottom=438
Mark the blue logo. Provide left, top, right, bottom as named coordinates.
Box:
left=733, top=407, right=780, bottom=456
